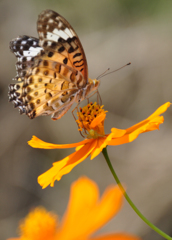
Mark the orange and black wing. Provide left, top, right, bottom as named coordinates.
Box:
left=9, top=10, right=88, bottom=119
left=37, top=9, right=88, bottom=82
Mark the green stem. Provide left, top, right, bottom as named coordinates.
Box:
left=102, top=147, right=172, bottom=240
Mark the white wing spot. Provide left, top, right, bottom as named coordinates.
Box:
left=64, top=28, right=73, bottom=38
left=21, top=40, right=27, bottom=45
left=48, top=18, right=54, bottom=24
left=53, top=29, right=68, bottom=40
left=23, top=47, right=42, bottom=56
left=39, top=32, right=44, bottom=38
left=47, top=32, right=60, bottom=41
left=70, top=29, right=76, bottom=36
left=58, top=21, right=63, bottom=28
left=48, top=41, right=53, bottom=46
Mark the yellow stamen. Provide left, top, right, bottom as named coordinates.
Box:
left=76, top=102, right=107, bottom=137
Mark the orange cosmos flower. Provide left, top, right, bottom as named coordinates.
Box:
left=28, top=102, right=171, bottom=188
left=8, top=177, right=140, bottom=240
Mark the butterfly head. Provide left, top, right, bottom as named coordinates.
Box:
left=77, top=78, right=100, bottom=103
left=88, top=78, right=100, bottom=91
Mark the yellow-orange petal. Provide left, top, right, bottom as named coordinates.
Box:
left=90, top=112, right=106, bottom=128
left=90, top=132, right=116, bottom=160
left=124, top=116, right=163, bottom=135
left=38, top=140, right=96, bottom=188
left=111, top=128, right=126, bottom=138
left=125, top=102, right=170, bottom=134
left=147, top=102, right=171, bottom=119
left=109, top=117, right=163, bottom=145
left=57, top=177, right=123, bottom=240
left=7, top=239, right=19, bottom=240
left=91, top=233, right=141, bottom=240
left=108, top=102, right=170, bottom=146
left=109, top=121, right=159, bottom=146
left=28, top=136, right=91, bottom=149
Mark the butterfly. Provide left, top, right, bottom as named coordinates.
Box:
left=9, top=9, right=100, bottom=120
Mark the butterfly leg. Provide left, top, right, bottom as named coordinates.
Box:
left=86, top=90, right=102, bottom=105
left=71, top=104, right=78, bottom=122
left=97, top=90, right=102, bottom=105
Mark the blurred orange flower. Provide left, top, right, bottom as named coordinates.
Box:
left=8, top=177, right=140, bottom=240
left=28, top=102, right=171, bottom=188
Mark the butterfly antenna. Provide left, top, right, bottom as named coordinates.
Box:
left=98, top=62, right=131, bottom=79
left=96, top=68, right=110, bottom=80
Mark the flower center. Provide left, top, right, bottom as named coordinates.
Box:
left=76, top=102, right=107, bottom=138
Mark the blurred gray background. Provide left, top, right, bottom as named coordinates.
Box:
left=1, top=0, right=172, bottom=239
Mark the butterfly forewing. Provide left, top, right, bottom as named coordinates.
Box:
left=37, top=10, right=88, bottom=82
left=9, top=10, right=99, bottom=120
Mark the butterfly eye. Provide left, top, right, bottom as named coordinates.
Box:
left=93, top=80, right=99, bottom=87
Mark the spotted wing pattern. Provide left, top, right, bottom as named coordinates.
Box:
left=9, top=10, right=89, bottom=120
left=9, top=36, right=44, bottom=114
left=9, top=35, right=43, bottom=81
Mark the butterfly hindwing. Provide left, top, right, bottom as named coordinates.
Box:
left=9, top=57, right=85, bottom=119
left=9, top=35, right=44, bottom=81
left=26, top=59, right=85, bottom=119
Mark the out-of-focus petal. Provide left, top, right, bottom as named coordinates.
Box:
left=7, top=207, right=58, bottom=240
left=7, top=239, right=19, bottom=240
left=57, top=177, right=123, bottom=240
left=91, top=233, right=141, bottom=240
